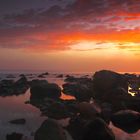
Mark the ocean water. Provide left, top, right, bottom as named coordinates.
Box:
left=0, top=72, right=140, bottom=140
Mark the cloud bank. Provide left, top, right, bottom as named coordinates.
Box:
left=0, top=0, right=140, bottom=52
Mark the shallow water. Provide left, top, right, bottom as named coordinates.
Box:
left=0, top=73, right=140, bottom=140
left=0, top=90, right=46, bottom=140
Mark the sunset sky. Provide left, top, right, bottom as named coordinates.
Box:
left=0, top=0, right=140, bottom=72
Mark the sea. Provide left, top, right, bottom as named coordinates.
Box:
left=0, top=70, right=140, bottom=140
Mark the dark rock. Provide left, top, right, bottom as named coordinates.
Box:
left=12, top=76, right=29, bottom=95
left=9, top=118, right=26, bottom=125
left=63, top=75, right=93, bottom=101
left=83, top=118, right=115, bottom=140
left=125, top=97, right=140, bottom=112
left=0, top=79, right=14, bottom=87
left=30, top=97, right=56, bottom=109
left=74, top=102, right=101, bottom=119
left=99, top=87, right=132, bottom=112
left=38, top=72, right=49, bottom=78
left=65, top=76, right=92, bottom=84
left=93, top=70, right=128, bottom=99
left=29, top=79, right=48, bottom=87
left=62, top=100, right=78, bottom=114
left=38, top=74, right=46, bottom=78
left=35, top=119, right=67, bottom=140
left=41, top=102, right=72, bottom=119
left=14, top=76, right=28, bottom=89
left=111, top=110, right=140, bottom=133
left=30, top=82, right=61, bottom=100
left=124, top=73, right=137, bottom=80
left=15, top=76, right=28, bottom=86
left=67, top=117, right=115, bottom=140
left=0, top=79, right=14, bottom=86
left=64, top=76, right=76, bottom=82
left=57, top=74, right=63, bottom=78
left=66, top=74, right=70, bottom=78
left=6, top=132, right=23, bottom=140
left=0, top=80, right=14, bottom=96
left=30, top=97, right=77, bottom=120
left=0, top=77, right=29, bottom=96
left=100, top=102, right=112, bottom=124
left=66, top=116, right=87, bottom=140
left=43, top=72, right=49, bottom=75
left=62, top=83, right=93, bottom=101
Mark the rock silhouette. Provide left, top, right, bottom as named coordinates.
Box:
left=0, top=76, right=29, bottom=96
left=34, top=119, right=67, bottom=140
left=93, top=70, right=128, bottom=100
left=83, top=118, right=115, bottom=140
left=111, top=110, right=140, bottom=133
left=30, top=81, right=61, bottom=100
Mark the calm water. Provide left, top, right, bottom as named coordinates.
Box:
left=0, top=72, right=140, bottom=140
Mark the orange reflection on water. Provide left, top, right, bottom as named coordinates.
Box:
left=60, top=92, right=75, bottom=100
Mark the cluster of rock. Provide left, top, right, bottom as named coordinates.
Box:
left=38, top=72, right=49, bottom=78
left=0, top=75, right=29, bottom=96
left=30, top=80, right=61, bottom=100
left=30, top=70, right=140, bottom=140
left=2, top=70, right=140, bottom=140
left=63, top=76, right=93, bottom=101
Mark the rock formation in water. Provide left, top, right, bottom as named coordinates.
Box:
left=111, top=110, right=140, bottom=133
left=30, top=81, right=61, bottom=100
left=0, top=75, right=29, bottom=96
left=34, top=119, right=67, bottom=140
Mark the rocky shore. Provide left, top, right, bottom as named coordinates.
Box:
left=0, top=70, right=140, bottom=140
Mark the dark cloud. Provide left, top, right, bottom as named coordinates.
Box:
left=0, top=0, right=73, bottom=15
left=0, top=0, right=140, bottom=50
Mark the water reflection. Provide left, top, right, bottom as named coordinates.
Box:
left=0, top=89, right=46, bottom=140
left=110, top=123, right=140, bottom=140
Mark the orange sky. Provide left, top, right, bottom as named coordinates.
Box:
left=0, top=0, right=140, bottom=73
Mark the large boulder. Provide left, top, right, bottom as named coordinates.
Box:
left=83, top=118, right=115, bottom=140
left=34, top=119, right=67, bottom=140
left=74, top=102, right=101, bottom=119
left=93, top=70, right=128, bottom=99
left=66, top=116, right=87, bottom=140
left=30, top=82, right=61, bottom=100
left=62, top=83, right=92, bottom=101
left=67, top=117, right=115, bottom=140
left=99, top=87, right=132, bottom=112
left=111, top=110, right=140, bottom=133
left=41, top=102, right=72, bottom=119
